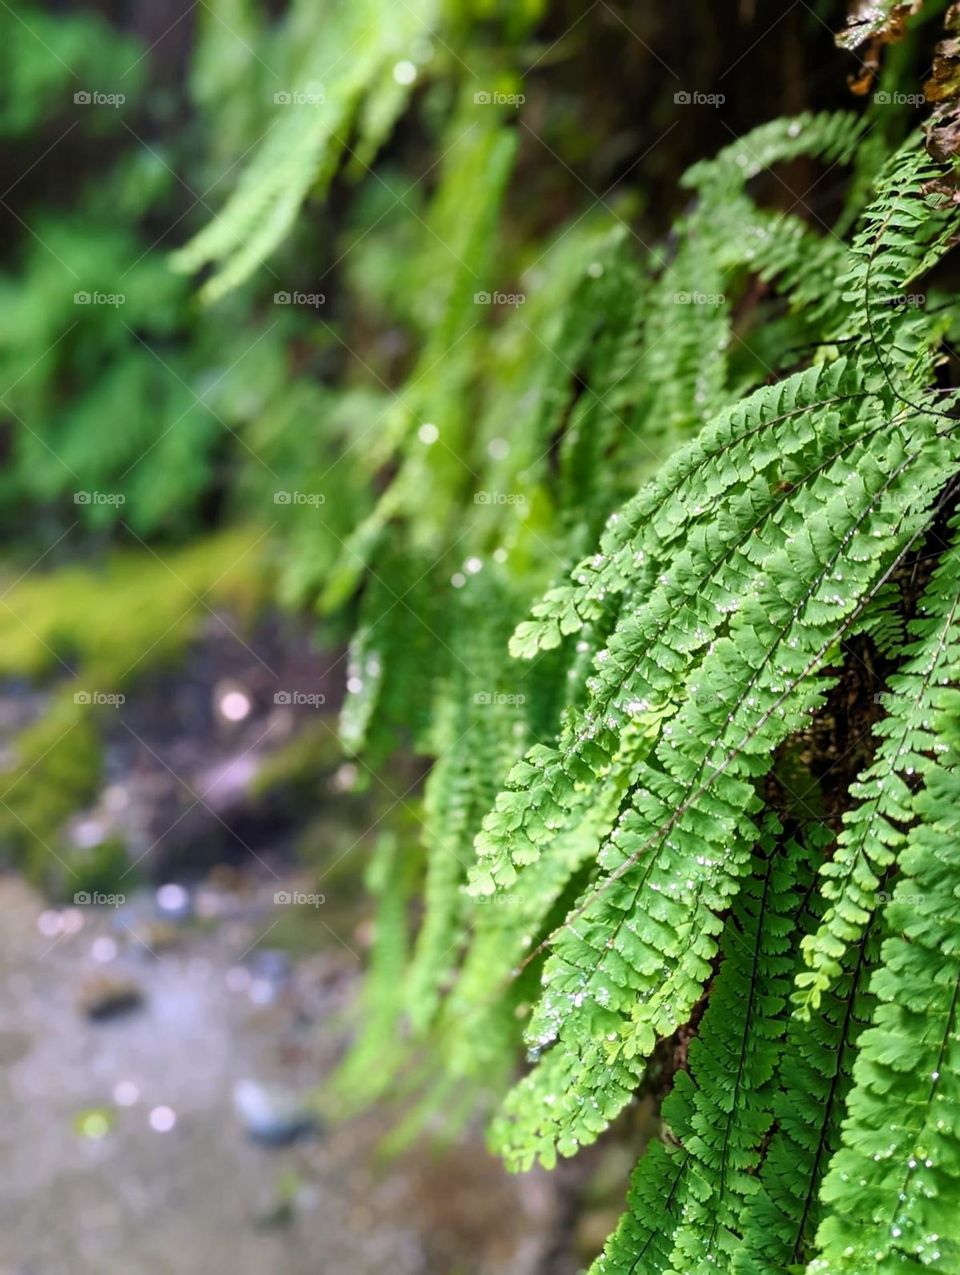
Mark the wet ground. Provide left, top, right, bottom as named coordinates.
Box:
left=0, top=876, right=569, bottom=1275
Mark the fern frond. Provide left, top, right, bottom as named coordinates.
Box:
left=173, top=0, right=438, bottom=301
left=810, top=694, right=960, bottom=1273
left=593, top=822, right=816, bottom=1273
left=449, top=718, right=659, bottom=1105
left=286, top=67, right=960, bottom=1270
left=683, top=113, right=869, bottom=195
left=330, top=831, right=419, bottom=1108
left=798, top=517, right=960, bottom=1012
left=735, top=833, right=879, bottom=1273
left=405, top=581, right=526, bottom=1030
left=592, top=1143, right=688, bottom=1275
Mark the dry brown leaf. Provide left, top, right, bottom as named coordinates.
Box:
left=836, top=0, right=923, bottom=94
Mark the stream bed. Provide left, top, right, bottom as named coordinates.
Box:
left=0, top=874, right=569, bottom=1275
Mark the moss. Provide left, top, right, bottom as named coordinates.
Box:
left=68, top=837, right=137, bottom=903
left=249, top=718, right=344, bottom=807
left=0, top=528, right=267, bottom=683
left=256, top=904, right=335, bottom=959
left=0, top=528, right=269, bottom=888
left=0, top=693, right=102, bottom=888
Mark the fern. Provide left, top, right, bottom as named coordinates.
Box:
left=173, top=63, right=960, bottom=1264
left=593, top=821, right=821, bottom=1274
left=317, top=108, right=960, bottom=1270
left=798, top=518, right=960, bottom=1012
left=172, top=0, right=443, bottom=301
left=811, top=694, right=960, bottom=1273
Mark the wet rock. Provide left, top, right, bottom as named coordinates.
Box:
left=0, top=1027, right=31, bottom=1066
left=73, top=1106, right=116, bottom=1140
left=93, top=617, right=345, bottom=882
left=140, top=920, right=182, bottom=953
left=250, top=1171, right=305, bottom=1230
left=249, top=948, right=292, bottom=985
left=232, top=1079, right=319, bottom=1146
left=77, top=973, right=144, bottom=1021
left=1, top=875, right=569, bottom=1275
left=155, top=882, right=192, bottom=921
left=252, top=1196, right=295, bottom=1230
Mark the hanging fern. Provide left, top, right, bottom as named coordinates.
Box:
left=171, top=0, right=443, bottom=301
left=371, top=122, right=960, bottom=1271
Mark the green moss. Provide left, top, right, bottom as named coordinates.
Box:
left=0, top=693, right=102, bottom=888
left=249, top=718, right=344, bottom=805
left=69, top=837, right=137, bottom=903
left=0, top=529, right=269, bottom=887
left=0, top=528, right=267, bottom=683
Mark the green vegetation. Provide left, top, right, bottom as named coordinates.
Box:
left=0, top=531, right=265, bottom=680
left=6, top=0, right=960, bottom=1270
